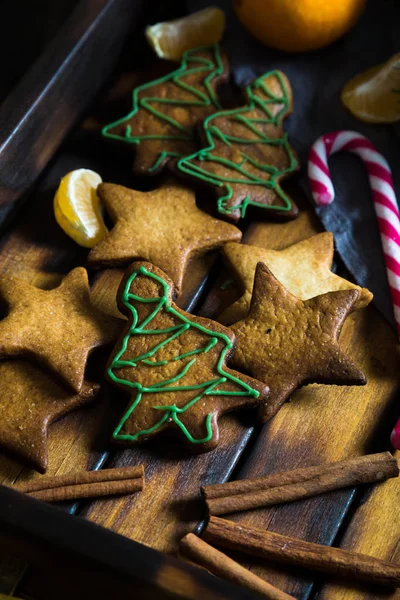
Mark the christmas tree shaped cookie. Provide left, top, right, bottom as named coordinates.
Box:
left=107, top=262, right=269, bottom=450
left=102, top=45, right=229, bottom=175
left=175, top=70, right=299, bottom=222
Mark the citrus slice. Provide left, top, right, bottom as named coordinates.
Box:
left=54, top=169, right=107, bottom=248
left=342, top=53, right=400, bottom=123
left=145, top=7, right=225, bottom=62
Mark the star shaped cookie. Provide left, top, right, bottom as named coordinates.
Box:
left=0, top=268, right=120, bottom=393
left=87, top=181, right=242, bottom=292
left=0, top=360, right=98, bottom=472
left=107, top=262, right=269, bottom=451
left=230, top=262, right=366, bottom=421
left=219, top=233, right=373, bottom=324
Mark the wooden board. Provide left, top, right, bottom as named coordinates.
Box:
left=0, top=486, right=258, bottom=600
left=80, top=197, right=326, bottom=553
left=0, top=0, right=143, bottom=212
left=0, top=154, right=110, bottom=490
left=317, top=451, right=400, bottom=600
left=193, top=205, right=400, bottom=598
left=1, top=149, right=398, bottom=600
left=0, top=3, right=399, bottom=597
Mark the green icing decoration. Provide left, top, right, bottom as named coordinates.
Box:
left=177, top=70, right=298, bottom=219
left=102, top=44, right=224, bottom=173
left=108, top=266, right=260, bottom=444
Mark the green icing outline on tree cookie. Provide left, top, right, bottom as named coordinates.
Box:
left=177, top=70, right=298, bottom=219
left=108, top=266, right=260, bottom=444
left=101, top=44, right=225, bottom=173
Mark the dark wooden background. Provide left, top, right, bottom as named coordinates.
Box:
left=0, top=1, right=399, bottom=598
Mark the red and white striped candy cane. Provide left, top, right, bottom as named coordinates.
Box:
left=308, top=130, right=400, bottom=450
left=308, top=130, right=400, bottom=337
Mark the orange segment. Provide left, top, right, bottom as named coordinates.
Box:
left=342, top=53, right=400, bottom=123
left=145, top=7, right=225, bottom=61
left=54, top=169, right=108, bottom=248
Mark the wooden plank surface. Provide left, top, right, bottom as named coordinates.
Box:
left=0, top=487, right=258, bottom=600
left=0, top=154, right=111, bottom=492
left=80, top=417, right=253, bottom=553
left=317, top=450, right=400, bottom=600
left=194, top=204, right=400, bottom=598
left=0, top=136, right=397, bottom=600
left=0, top=143, right=243, bottom=560
left=0, top=8, right=398, bottom=597
left=0, top=0, right=143, bottom=212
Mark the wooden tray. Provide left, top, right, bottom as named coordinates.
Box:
left=0, top=1, right=399, bottom=598
left=0, top=485, right=259, bottom=599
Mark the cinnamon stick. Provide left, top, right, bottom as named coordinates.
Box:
left=28, top=478, right=143, bottom=502
left=203, top=453, right=398, bottom=515
left=181, top=533, right=294, bottom=600
left=13, top=465, right=144, bottom=494
left=204, top=516, right=400, bottom=587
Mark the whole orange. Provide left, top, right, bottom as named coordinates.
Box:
left=233, top=0, right=366, bottom=53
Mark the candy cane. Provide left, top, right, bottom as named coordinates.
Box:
left=308, top=130, right=400, bottom=338
left=391, top=421, right=400, bottom=450
left=308, top=130, right=400, bottom=450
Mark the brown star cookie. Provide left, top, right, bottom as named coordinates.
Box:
left=101, top=45, right=229, bottom=175
left=0, top=360, right=98, bottom=472
left=230, top=262, right=366, bottom=421
left=87, top=181, right=242, bottom=293
left=0, top=268, right=120, bottom=393
left=106, top=262, right=269, bottom=451
left=219, top=233, right=373, bottom=324
left=175, top=70, right=299, bottom=223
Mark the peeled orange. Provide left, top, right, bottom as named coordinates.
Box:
left=342, top=54, right=400, bottom=123
left=54, top=169, right=107, bottom=248
left=233, top=0, right=366, bottom=53
left=145, top=7, right=225, bottom=61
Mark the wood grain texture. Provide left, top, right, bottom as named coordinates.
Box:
left=0, top=22, right=397, bottom=597
left=81, top=415, right=254, bottom=553
left=0, top=487, right=256, bottom=600
left=0, top=154, right=110, bottom=488
left=0, top=0, right=143, bottom=215
left=0, top=163, right=397, bottom=600
left=196, top=210, right=400, bottom=598
left=316, top=450, right=400, bottom=600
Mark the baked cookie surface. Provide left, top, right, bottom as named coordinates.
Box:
left=107, top=262, right=269, bottom=450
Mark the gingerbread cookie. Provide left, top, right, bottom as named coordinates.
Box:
left=175, top=70, right=299, bottom=222
left=102, top=45, right=229, bottom=175
left=0, top=268, right=120, bottom=393
left=0, top=360, right=98, bottom=472
left=87, top=181, right=241, bottom=292
left=230, top=262, right=366, bottom=421
left=106, top=262, right=269, bottom=450
left=219, top=233, right=373, bottom=324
